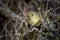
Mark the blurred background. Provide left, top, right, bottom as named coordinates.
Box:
left=0, top=0, right=60, bottom=40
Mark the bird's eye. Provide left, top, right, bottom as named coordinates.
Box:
left=32, top=14, right=33, bottom=16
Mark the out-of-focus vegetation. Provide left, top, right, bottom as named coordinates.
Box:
left=0, top=0, right=60, bottom=40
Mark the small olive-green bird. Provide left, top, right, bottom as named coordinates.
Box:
left=26, top=11, right=41, bottom=27
left=26, top=11, right=49, bottom=27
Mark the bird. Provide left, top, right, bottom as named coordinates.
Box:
left=26, top=11, right=41, bottom=27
